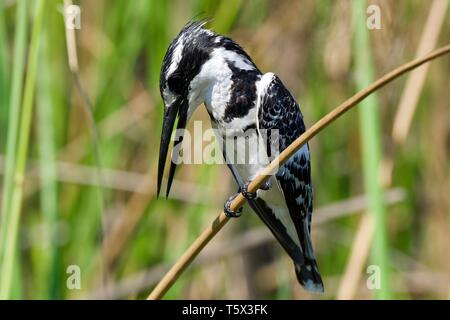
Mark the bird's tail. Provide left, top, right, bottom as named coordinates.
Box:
left=295, top=258, right=324, bottom=294
left=294, top=220, right=324, bottom=294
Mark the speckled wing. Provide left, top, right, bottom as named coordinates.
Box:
left=257, top=74, right=323, bottom=293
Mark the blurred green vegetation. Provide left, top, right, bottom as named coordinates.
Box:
left=353, top=0, right=390, bottom=298
left=0, top=0, right=449, bottom=299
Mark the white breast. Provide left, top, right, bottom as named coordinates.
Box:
left=188, top=51, right=233, bottom=121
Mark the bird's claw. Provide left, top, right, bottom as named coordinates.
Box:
left=259, top=180, right=272, bottom=191
left=224, top=180, right=272, bottom=218
left=240, top=181, right=257, bottom=200
left=240, top=180, right=271, bottom=200
left=224, top=194, right=242, bottom=218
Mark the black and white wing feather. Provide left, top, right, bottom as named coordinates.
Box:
left=257, top=73, right=323, bottom=293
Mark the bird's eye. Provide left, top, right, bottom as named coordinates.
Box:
left=167, top=74, right=184, bottom=95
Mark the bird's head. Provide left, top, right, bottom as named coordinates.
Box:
left=157, top=21, right=215, bottom=198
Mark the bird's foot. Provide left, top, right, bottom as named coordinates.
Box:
left=240, top=181, right=257, bottom=200
left=224, top=180, right=272, bottom=218
left=240, top=179, right=272, bottom=200
left=224, top=194, right=242, bottom=218
left=259, top=179, right=272, bottom=191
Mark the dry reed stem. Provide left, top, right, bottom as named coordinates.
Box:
left=392, top=0, right=449, bottom=144
left=336, top=213, right=374, bottom=299
left=64, top=0, right=79, bottom=73
left=63, top=0, right=112, bottom=293
left=103, top=173, right=154, bottom=268
left=147, top=44, right=450, bottom=300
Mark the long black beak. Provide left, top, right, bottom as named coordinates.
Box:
left=157, top=97, right=188, bottom=198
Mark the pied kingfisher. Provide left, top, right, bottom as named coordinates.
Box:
left=157, top=21, right=323, bottom=293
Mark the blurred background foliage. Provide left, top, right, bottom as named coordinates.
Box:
left=0, top=0, right=449, bottom=299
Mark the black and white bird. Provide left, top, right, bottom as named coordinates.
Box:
left=157, top=21, right=323, bottom=293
